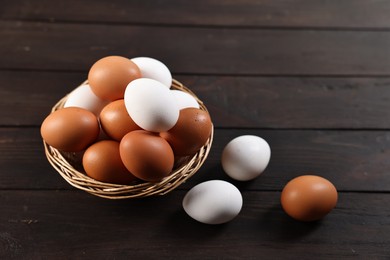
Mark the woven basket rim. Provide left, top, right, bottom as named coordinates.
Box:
left=43, top=79, right=213, bottom=199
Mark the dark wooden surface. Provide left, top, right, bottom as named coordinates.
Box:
left=1, top=1, right=390, bottom=259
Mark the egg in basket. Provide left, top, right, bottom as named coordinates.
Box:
left=41, top=56, right=213, bottom=199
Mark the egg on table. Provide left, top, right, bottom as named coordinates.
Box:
left=281, top=175, right=338, bottom=222
left=221, top=135, right=271, bottom=181
left=183, top=180, right=243, bottom=224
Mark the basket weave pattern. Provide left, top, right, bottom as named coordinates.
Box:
left=43, top=79, right=213, bottom=199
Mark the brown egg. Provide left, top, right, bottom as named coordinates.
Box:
left=281, top=175, right=338, bottom=222
left=88, top=56, right=141, bottom=101
left=41, top=107, right=99, bottom=152
left=120, top=130, right=174, bottom=182
left=99, top=99, right=141, bottom=141
left=160, top=108, right=212, bottom=156
left=83, top=140, right=137, bottom=184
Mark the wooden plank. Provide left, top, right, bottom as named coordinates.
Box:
left=178, top=75, right=390, bottom=129
left=0, top=71, right=82, bottom=126
left=184, top=129, right=390, bottom=192
left=1, top=21, right=390, bottom=75
left=2, top=71, right=390, bottom=129
left=0, top=190, right=388, bottom=258
left=1, top=0, right=390, bottom=29
left=0, top=127, right=67, bottom=189
left=2, top=128, right=390, bottom=192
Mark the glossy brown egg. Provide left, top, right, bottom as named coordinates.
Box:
left=41, top=107, right=99, bottom=152
left=88, top=56, right=141, bottom=101
left=120, top=130, right=174, bottom=182
left=281, top=175, right=338, bottom=222
left=100, top=99, right=141, bottom=141
left=160, top=108, right=212, bottom=156
left=83, top=140, right=137, bottom=184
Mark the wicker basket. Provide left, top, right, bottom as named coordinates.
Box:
left=43, top=79, right=213, bottom=199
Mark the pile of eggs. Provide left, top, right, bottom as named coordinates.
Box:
left=182, top=135, right=338, bottom=224
left=41, top=56, right=212, bottom=184
left=41, top=55, right=338, bottom=226
left=182, top=135, right=272, bottom=224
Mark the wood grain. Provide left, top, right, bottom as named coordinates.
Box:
left=2, top=128, right=390, bottom=192
left=1, top=0, right=390, bottom=29
left=2, top=70, right=390, bottom=129
left=1, top=1, right=389, bottom=258
left=1, top=21, right=390, bottom=75
left=0, top=71, right=82, bottom=126
left=0, top=190, right=388, bottom=259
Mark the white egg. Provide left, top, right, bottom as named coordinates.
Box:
left=131, top=57, right=172, bottom=88
left=64, top=84, right=109, bottom=116
left=222, top=135, right=271, bottom=181
left=171, top=90, right=200, bottom=110
left=183, top=180, right=243, bottom=224
left=124, top=78, right=179, bottom=132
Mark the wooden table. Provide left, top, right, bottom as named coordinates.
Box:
left=1, top=1, right=390, bottom=259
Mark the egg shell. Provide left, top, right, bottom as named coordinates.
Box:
left=99, top=99, right=142, bottom=141
left=124, top=78, right=179, bottom=132
left=281, top=175, right=338, bottom=222
left=160, top=108, right=212, bottom=156
left=183, top=180, right=243, bottom=225
left=83, top=140, right=137, bottom=185
left=119, top=130, right=174, bottom=182
left=222, top=135, right=271, bottom=181
left=64, top=84, right=109, bottom=116
left=131, top=57, right=172, bottom=88
left=88, top=56, right=141, bottom=101
left=171, top=90, right=200, bottom=110
left=41, top=107, right=99, bottom=152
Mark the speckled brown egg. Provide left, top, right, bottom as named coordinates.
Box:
left=88, top=56, right=141, bottom=101
left=83, top=140, right=137, bottom=184
left=281, top=175, right=338, bottom=222
left=100, top=99, right=141, bottom=141
left=160, top=108, right=212, bottom=156
left=120, top=130, right=174, bottom=182
left=41, top=107, right=99, bottom=152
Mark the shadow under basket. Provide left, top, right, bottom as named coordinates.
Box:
left=43, top=79, right=214, bottom=199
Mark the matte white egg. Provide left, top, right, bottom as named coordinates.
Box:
left=183, top=180, right=243, bottom=224
left=222, top=135, right=271, bottom=181
left=124, top=78, right=179, bottom=132
left=131, top=57, right=172, bottom=88
left=171, top=90, right=200, bottom=110
left=64, top=84, right=109, bottom=116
